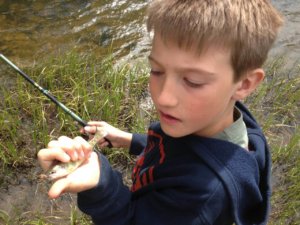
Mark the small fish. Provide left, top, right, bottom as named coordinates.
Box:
left=45, top=127, right=108, bottom=181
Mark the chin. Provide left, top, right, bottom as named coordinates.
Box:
left=160, top=124, right=187, bottom=138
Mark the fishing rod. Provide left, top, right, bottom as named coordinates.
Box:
left=0, top=53, right=112, bottom=146
left=0, top=53, right=88, bottom=127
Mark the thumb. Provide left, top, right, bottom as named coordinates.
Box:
left=84, top=125, right=97, bottom=134
left=48, top=178, right=70, bottom=199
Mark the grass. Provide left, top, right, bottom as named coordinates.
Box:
left=245, top=56, right=300, bottom=224
left=0, top=52, right=299, bottom=224
left=0, top=51, right=151, bottom=224
left=0, top=52, right=151, bottom=168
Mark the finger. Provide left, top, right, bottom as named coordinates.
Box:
left=48, top=178, right=70, bottom=199
left=79, top=127, right=85, bottom=134
left=71, top=137, right=84, bottom=160
left=48, top=136, right=73, bottom=148
left=87, top=121, right=105, bottom=126
left=38, top=148, right=71, bottom=162
left=73, top=136, right=92, bottom=159
left=83, top=125, right=98, bottom=134
left=57, top=135, right=74, bottom=144
left=98, top=141, right=110, bottom=148
left=97, top=137, right=107, bottom=146
left=47, top=139, right=62, bottom=149
left=87, top=122, right=109, bottom=134
left=37, top=148, right=70, bottom=171
left=57, top=136, right=79, bottom=161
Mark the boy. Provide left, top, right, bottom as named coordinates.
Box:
left=38, top=0, right=283, bottom=224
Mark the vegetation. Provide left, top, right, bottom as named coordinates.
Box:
left=246, top=57, right=300, bottom=224
left=0, top=52, right=299, bottom=224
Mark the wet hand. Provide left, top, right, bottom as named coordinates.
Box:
left=37, top=136, right=100, bottom=199
left=47, top=151, right=100, bottom=199
left=38, top=136, right=92, bottom=171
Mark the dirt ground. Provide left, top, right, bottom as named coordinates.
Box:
left=0, top=163, right=87, bottom=224
left=0, top=153, right=133, bottom=225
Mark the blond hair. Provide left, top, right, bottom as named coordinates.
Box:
left=147, top=0, right=284, bottom=81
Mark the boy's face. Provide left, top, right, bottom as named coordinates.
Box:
left=149, top=34, right=242, bottom=138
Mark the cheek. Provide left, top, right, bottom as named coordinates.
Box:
left=149, top=77, right=161, bottom=100
left=184, top=89, right=222, bottom=116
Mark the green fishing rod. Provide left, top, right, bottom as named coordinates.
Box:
left=0, top=53, right=112, bottom=146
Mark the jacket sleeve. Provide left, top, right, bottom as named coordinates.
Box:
left=77, top=153, right=133, bottom=225
left=129, top=133, right=147, bottom=156
left=77, top=133, right=147, bottom=224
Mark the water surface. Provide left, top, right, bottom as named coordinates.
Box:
left=0, top=0, right=150, bottom=64
left=0, top=0, right=299, bottom=65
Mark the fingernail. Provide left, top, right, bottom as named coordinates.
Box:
left=80, top=150, right=84, bottom=159
left=73, top=151, right=78, bottom=160
left=64, top=154, right=71, bottom=161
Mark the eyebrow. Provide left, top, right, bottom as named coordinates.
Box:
left=148, top=55, right=216, bottom=77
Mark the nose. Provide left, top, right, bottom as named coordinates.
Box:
left=156, top=76, right=179, bottom=107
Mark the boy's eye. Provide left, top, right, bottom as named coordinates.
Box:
left=184, top=78, right=203, bottom=88
left=150, top=69, right=163, bottom=76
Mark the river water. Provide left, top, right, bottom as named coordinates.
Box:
left=0, top=0, right=299, bottom=66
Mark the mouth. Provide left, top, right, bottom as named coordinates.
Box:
left=159, top=111, right=181, bottom=124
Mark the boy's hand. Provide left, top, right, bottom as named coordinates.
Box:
left=81, top=121, right=133, bottom=149
left=37, top=136, right=100, bottom=199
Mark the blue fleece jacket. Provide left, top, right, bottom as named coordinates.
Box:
left=78, top=102, right=271, bottom=225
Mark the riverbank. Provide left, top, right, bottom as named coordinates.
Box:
left=0, top=52, right=299, bottom=224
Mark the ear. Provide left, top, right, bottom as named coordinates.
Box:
left=232, top=68, right=265, bottom=100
